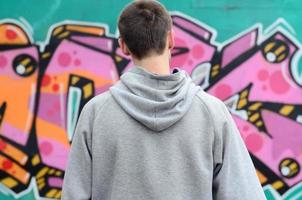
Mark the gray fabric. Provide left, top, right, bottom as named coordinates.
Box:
left=61, top=65, right=266, bottom=200
left=109, top=66, right=201, bottom=131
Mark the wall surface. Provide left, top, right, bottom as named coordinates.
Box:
left=0, top=0, right=302, bottom=199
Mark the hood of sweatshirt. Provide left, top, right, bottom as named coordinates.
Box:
left=109, top=65, right=201, bottom=132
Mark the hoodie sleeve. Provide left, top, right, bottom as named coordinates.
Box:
left=212, top=100, right=266, bottom=200
left=61, top=101, right=93, bottom=200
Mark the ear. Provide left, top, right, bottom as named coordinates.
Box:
left=118, top=37, right=131, bottom=56
left=167, top=29, right=175, bottom=50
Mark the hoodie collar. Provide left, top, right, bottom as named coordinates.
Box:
left=127, top=65, right=183, bottom=81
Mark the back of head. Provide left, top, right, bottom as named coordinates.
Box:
left=118, top=0, right=172, bottom=60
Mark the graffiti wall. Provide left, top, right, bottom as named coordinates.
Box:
left=0, top=7, right=302, bottom=200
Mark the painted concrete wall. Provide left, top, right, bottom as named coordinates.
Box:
left=0, top=0, right=301, bottom=199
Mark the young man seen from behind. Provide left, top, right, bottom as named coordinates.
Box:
left=61, top=1, right=267, bottom=199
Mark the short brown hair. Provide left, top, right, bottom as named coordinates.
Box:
left=118, top=0, right=172, bottom=59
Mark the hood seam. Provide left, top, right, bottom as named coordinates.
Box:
left=154, top=79, right=158, bottom=130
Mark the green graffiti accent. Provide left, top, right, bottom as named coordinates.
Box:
left=0, top=192, right=35, bottom=200
left=283, top=182, right=302, bottom=200
left=263, top=185, right=282, bottom=200
left=297, top=57, right=302, bottom=77
left=0, top=180, right=37, bottom=200
left=67, top=86, right=82, bottom=141
left=263, top=183, right=302, bottom=200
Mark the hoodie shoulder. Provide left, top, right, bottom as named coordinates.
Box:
left=89, top=90, right=112, bottom=105
left=195, top=90, right=228, bottom=123
left=194, top=89, right=233, bottom=141
left=81, top=90, right=112, bottom=117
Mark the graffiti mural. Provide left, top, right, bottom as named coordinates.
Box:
left=0, top=12, right=301, bottom=199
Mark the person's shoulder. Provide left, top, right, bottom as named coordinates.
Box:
left=194, top=89, right=233, bottom=131
left=89, top=90, right=112, bottom=105
left=195, top=90, right=227, bottom=115
left=81, top=90, right=113, bottom=116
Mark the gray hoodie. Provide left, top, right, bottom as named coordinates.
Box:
left=61, top=66, right=266, bottom=200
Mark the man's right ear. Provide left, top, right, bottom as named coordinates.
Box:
left=118, top=37, right=131, bottom=56
left=167, top=29, right=175, bottom=50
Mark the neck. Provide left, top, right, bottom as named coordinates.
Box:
left=132, top=52, right=170, bottom=75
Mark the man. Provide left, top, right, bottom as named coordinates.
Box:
left=61, top=0, right=266, bottom=199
